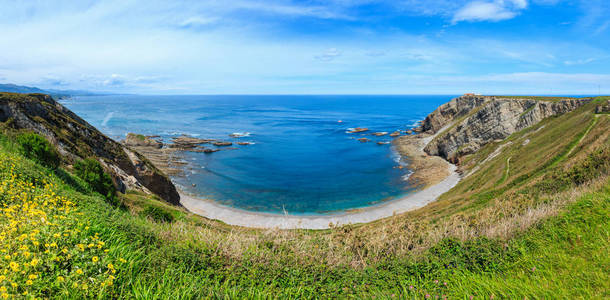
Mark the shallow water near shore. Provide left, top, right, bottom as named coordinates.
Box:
left=62, top=95, right=453, bottom=215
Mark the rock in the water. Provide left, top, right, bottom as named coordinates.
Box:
left=372, top=132, right=388, bottom=136
left=124, top=133, right=163, bottom=149
left=213, top=141, right=232, bottom=146
left=389, top=131, right=401, bottom=137
left=204, top=148, right=220, bottom=153
left=229, top=132, right=250, bottom=138
left=170, top=135, right=216, bottom=150
left=348, top=127, right=369, bottom=133
left=237, top=142, right=253, bottom=145
left=358, top=138, right=371, bottom=143
left=377, top=141, right=390, bottom=145
left=172, top=135, right=213, bottom=143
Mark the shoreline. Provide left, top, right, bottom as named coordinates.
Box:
left=125, top=121, right=463, bottom=229
left=180, top=164, right=459, bottom=229
left=179, top=125, right=462, bottom=229
left=179, top=163, right=461, bottom=229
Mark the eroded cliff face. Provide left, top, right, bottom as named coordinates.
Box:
left=0, top=93, right=180, bottom=205
left=421, top=95, right=591, bottom=162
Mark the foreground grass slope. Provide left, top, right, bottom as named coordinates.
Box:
left=0, top=97, right=608, bottom=298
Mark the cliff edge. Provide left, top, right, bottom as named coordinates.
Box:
left=394, top=95, right=591, bottom=188
left=422, top=95, right=591, bottom=162
left=0, top=92, right=180, bottom=204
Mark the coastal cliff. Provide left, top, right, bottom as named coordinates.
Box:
left=420, top=96, right=591, bottom=162
left=0, top=92, right=180, bottom=204
left=393, top=95, right=591, bottom=188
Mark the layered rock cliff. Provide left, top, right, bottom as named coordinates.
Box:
left=421, top=95, right=591, bottom=162
left=0, top=92, right=180, bottom=204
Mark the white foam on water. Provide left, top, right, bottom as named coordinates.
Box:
left=230, top=132, right=251, bottom=137
left=101, top=112, right=115, bottom=127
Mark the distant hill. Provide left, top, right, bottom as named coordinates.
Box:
left=0, top=83, right=100, bottom=98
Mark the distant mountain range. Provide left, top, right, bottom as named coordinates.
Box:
left=0, top=83, right=100, bottom=98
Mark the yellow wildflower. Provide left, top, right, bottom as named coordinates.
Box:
left=75, top=269, right=83, bottom=275
left=9, top=261, right=19, bottom=271
left=57, top=276, right=64, bottom=282
left=92, top=256, right=99, bottom=263
left=25, top=280, right=32, bottom=285
left=28, top=274, right=37, bottom=280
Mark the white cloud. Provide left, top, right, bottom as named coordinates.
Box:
left=103, top=74, right=127, bottom=87
left=452, top=0, right=528, bottom=24
left=509, top=0, right=528, bottom=9
left=314, top=48, right=342, bottom=61
left=564, top=58, right=595, bottom=65
left=179, top=16, right=219, bottom=28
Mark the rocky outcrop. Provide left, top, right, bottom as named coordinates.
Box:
left=596, top=100, right=610, bottom=114
left=0, top=92, right=180, bottom=205
left=124, top=133, right=162, bottom=148
left=348, top=127, right=369, bottom=133
left=421, top=95, right=489, bottom=133
left=421, top=96, right=591, bottom=161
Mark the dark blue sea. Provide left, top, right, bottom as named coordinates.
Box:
left=61, top=95, right=454, bottom=215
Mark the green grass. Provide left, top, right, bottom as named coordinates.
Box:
left=0, top=97, right=608, bottom=298
left=1, top=137, right=607, bottom=298
left=493, top=95, right=584, bottom=102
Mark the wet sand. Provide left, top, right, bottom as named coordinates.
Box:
left=180, top=163, right=459, bottom=229
left=180, top=126, right=461, bottom=229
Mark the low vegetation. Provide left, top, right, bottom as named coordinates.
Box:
left=73, top=158, right=117, bottom=206
left=0, top=98, right=608, bottom=298
left=15, top=132, right=59, bottom=169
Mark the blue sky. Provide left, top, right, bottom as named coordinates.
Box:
left=0, top=0, right=609, bottom=94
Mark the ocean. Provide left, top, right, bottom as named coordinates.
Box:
left=61, top=95, right=454, bottom=215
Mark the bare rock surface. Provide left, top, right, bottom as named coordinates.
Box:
left=422, top=96, right=591, bottom=161
left=0, top=92, right=180, bottom=204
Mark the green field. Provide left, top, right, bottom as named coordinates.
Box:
left=0, top=98, right=608, bottom=299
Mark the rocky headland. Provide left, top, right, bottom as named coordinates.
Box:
left=0, top=93, right=180, bottom=204
left=394, top=95, right=591, bottom=189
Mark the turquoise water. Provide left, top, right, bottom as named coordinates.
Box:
left=62, top=95, right=453, bottom=215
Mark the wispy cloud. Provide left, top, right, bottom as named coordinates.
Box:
left=0, top=0, right=608, bottom=94
left=564, top=58, right=595, bottom=66
left=314, top=48, right=342, bottom=61
left=452, top=0, right=528, bottom=24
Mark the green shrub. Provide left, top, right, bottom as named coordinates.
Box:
left=534, top=148, right=610, bottom=194
left=140, top=205, right=175, bottom=223
left=73, top=158, right=117, bottom=205
left=16, top=132, right=60, bottom=169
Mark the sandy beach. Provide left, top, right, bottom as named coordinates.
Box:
left=180, top=163, right=459, bottom=229
left=180, top=124, right=461, bottom=229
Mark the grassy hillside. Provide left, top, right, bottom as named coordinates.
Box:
left=0, top=98, right=608, bottom=298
